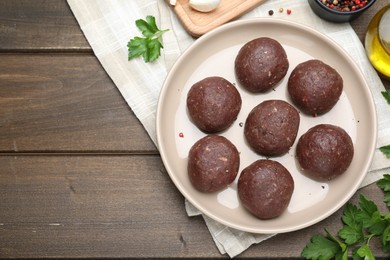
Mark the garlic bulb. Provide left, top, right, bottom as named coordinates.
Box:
left=189, top=0, right=221, bottom=13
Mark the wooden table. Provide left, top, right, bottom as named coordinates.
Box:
left=0, top=0, right=389, bottom=258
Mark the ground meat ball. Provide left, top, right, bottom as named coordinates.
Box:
left=238, top=159, right=294, bottom=219
left=187, top=76, right=242, bottom=133
left=296, top=124, right=354, bottom=181
left=244, top=100, right=300, bottom=156
left=288, top=59, right=343, bottom=117
left=235, top=37, right=289, bottom=93
left=188, top=135, right=240, bottom=193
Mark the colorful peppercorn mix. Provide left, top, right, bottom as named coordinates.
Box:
left=320, top=0, right=370, bottom=12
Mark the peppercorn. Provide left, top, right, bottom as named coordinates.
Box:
left=319, top=0, right=370, bottom=11
left=268, top=10, right=274, bottom=16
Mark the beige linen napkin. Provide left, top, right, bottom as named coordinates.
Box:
left=67, top=0, right=390, bottom=257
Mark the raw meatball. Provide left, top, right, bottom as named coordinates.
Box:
left=188, top=135, right=240, bottom=192
left=238, top=159, right=294, bottom=219
left=296, top=124, right=354, bottom=181
left=288, top=59, right=343, bottom=117
left=235, top=37, right=289, bottom=93
left=244, top=100, right=300, bottom=156
left=187, top=76, right=242, bottom=133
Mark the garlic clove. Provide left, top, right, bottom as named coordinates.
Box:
left=189, top=0, right=221, bottom=13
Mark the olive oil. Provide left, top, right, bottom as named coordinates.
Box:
left=365, top=5, right=390, bottom=80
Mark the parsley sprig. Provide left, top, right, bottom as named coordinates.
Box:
left=127, top=16, right=169, bottom=63
left=378, top=174, right=390, bottom=208
left=301, top=183, right=390, bottom=259
left=381, top=91, right=390, bottom=105
left=302, top=90, right=390, bottom=259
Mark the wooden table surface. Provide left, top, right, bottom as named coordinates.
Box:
left=0, top=0, right=389, bottom=258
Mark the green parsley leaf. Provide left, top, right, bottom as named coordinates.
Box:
left=382, top=225, right=390, bottom=252
left=135, top=16, right=159, bottom=37
left=359, top=194, right=378, bottom=217
left=325, top=228, right=348, bottom=253
left=368, top=217, right=387, bottom=236
left=356, top=194, right=380, bottom=230
left=128, top=15, right=169, bottom=63
left=380, top=145, right=390, bottom=158
left=146, top=38, right=163, bottom=62
left=127, top=36, right=148, bottom=60
left=356, top=244, right=375, bottom=260
left=382, top=91, right=390, bottom=105
left=301, top=234, right=343, bottom=259
left=378, top=174, right=390, bottom=208
left=384, top=193, right=390, bottom=208
left=339, top=225, right=363, bottom=245
left=378, top=174, right=390, bottom=192
left=342, top=203, right=363, bottom=229
left=339, top=203, right=364, bottom=245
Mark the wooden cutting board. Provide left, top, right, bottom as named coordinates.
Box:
left=168, top=0, right=268, bottom=37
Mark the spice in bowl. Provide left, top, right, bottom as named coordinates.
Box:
left=308, top=0, right=377, bottom=22
left=320, top=0, right=369, bottom=12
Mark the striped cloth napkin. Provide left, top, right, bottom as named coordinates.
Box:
left=67, top=0, right=390, bottom=257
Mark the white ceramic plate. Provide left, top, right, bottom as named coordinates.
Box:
left=156, top=18, right=377, bottom=233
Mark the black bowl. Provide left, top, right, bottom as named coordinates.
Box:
left=308, top=0, right=377, bottom=23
